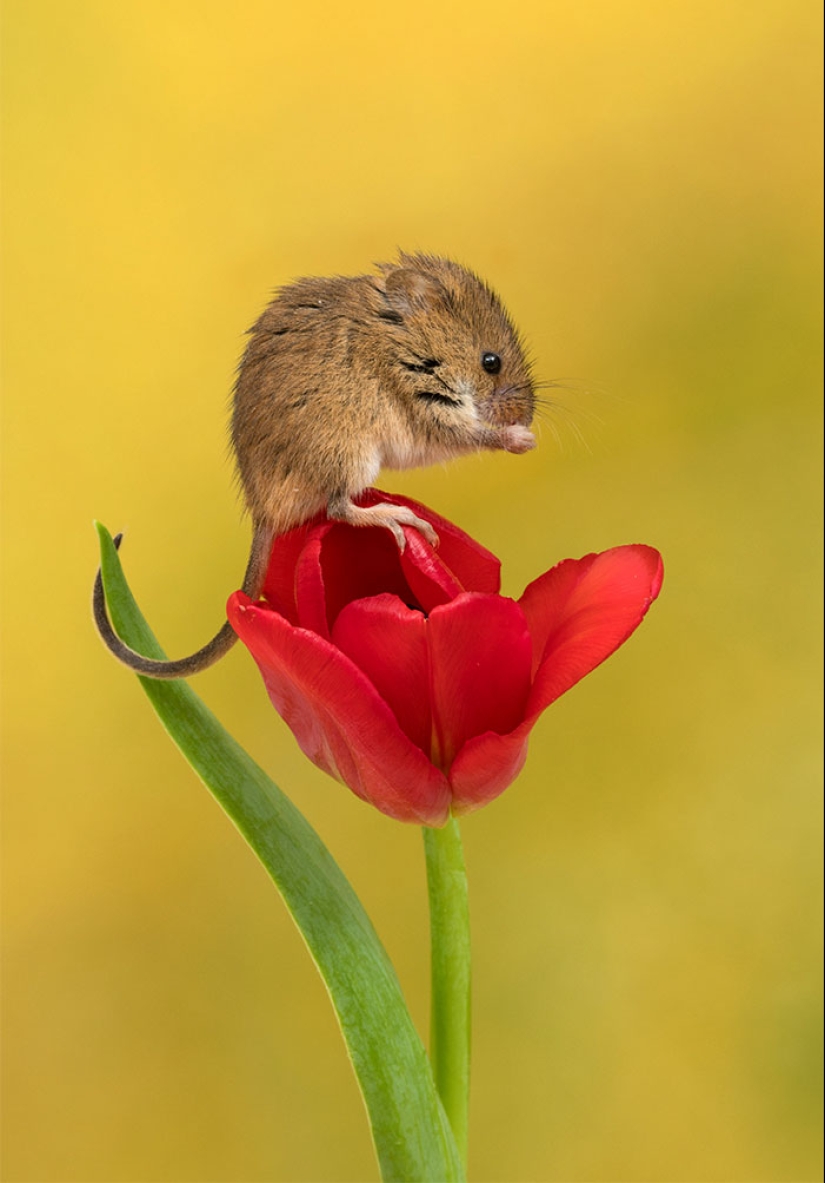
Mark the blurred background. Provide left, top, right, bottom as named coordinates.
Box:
left=2, top=1, right=821, bottom=1179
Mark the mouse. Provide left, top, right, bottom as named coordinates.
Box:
left=93, top=252, right=537, bottom=678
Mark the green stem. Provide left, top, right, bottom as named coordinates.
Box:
left=423, top=816, right=471, bottom=1171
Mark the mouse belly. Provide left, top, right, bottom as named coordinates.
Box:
left=379, top=434, right=461, bottom=471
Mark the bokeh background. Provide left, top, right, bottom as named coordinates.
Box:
left=2, top=1, right=822, bottom=1180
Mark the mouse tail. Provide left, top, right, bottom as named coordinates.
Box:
left=92, top=525, right=274, bottom=679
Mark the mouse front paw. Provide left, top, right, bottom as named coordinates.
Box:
left=501, top=424, right=536, bottom=454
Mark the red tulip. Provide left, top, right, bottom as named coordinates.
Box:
left=227, top=490, right=663, bottom=826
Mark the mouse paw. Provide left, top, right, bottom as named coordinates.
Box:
left=328, top=499, right=439, bottom=551
left=501, top=424, right=536, bottom=454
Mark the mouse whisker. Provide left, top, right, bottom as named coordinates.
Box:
left=530, top=396, right=594, bottom=454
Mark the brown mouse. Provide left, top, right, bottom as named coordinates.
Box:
left=93, top=252, right=536, bottom=678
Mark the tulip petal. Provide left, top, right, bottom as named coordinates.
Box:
left=520, top=545, right=664, bottom=716
left=449, top=545, right=663, bottom=815
left=262, top=517, right=324, bottom=624
left=227, top=593, right=451, bottom=825
left=399, top=531, right=466, bottom=612
left=332, top=595, right=432, bottom=757
left=428, top=593, right=533, bottom=770
left=448, top=728, right=532, bottom=815
left=294, top=531, right=334, bottom=638
left=312, top=524, right=425, bottom=628
left=377, top=491, right=501, bottom=595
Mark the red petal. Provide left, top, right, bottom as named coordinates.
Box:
left=399, top=530, right=465, bottom=612
left=294, top=531, right=333, bottom=638
left=428, top=593, right=533, bottom=769
left=316, top=523, right=424, bottom=626
left=262, top=517, right=324, bottom=623
left=373, top=490, right=501, bottom=595
left=331, top=595, right=432, bottom=757
left=449, top=728, right=532, bottom=815
left=227, top=593, right=451, bottom=825
left=450, top=545, right=663, bottom=815
left=520, top=545, right=664, bottom=716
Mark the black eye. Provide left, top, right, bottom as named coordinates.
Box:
left=481, top=352, right=501, bottom=374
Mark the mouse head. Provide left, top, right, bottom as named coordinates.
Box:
left=376, top=253, right=535, bottom=430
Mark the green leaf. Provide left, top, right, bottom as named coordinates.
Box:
left=95, top=523, right=463, bottom=1183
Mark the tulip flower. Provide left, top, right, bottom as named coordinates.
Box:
left=227, top=489, right=663, bottom=827
left=96, top=489, right=663, bottom=1178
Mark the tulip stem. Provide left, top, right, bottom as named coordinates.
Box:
left=423, top=816, right=471, bottom=1173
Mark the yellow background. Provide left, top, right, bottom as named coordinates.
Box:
left=2, top=1, right=822, bottom=1180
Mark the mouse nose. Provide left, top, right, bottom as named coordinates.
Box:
left=479, top=386, right=534, bottom=430
left=496, top=384, right=534, bottom=426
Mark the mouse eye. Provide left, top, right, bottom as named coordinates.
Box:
left=481, top=352, right=502, bottom=374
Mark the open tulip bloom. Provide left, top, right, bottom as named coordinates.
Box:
left=96, top=489, right=662, bottom=1181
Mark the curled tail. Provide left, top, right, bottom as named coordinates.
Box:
left=93, top=525, right=274, bottom=679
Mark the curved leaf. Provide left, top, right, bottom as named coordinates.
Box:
left=95, top=523, right=463, bottom=1183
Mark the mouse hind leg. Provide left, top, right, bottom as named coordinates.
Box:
left=327, top=494, right=438, bottom=551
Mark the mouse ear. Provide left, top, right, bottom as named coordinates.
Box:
left=383, top=266, right=448, bottom=316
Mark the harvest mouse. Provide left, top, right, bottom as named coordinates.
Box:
left=94, top=252, right=536, bottom=678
